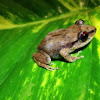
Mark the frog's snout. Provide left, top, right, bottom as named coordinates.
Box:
left=94, top=28, right=97, bottom=32
left=92, top=28, right=96, bottom=33
left=89, top=27, right=96, bottom=34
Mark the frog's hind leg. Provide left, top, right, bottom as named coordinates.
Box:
left=32, top=50, right=59, bottom=71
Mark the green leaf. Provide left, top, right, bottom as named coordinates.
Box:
left=0, top=0, right=100, bottom=100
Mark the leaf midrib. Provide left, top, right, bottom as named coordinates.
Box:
left=0, top=8, right=93, bottom=30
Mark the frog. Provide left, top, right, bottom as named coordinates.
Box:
left=32, top=19, right=96, bottom=71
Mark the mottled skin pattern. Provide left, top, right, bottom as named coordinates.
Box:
left=33, top=20, right=96, bottom=71
left=37, top=25, right=81, bottom=59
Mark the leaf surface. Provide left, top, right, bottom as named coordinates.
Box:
left=0, top=0, right=100, bottom=100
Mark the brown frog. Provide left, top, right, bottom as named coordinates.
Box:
left=32, top=19, right=96, bottom=71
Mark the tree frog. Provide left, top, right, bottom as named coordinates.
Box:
left=32, top=19, right=96, bottom=71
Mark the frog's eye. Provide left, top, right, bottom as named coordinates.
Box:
left=75, top=19, right=85, bottom=26
left=79, top=31, right=88, bottom=42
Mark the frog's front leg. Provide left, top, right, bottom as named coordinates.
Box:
left=32, top=50, right=59, bottom=71
left=59, top=48, right=84, bottom=62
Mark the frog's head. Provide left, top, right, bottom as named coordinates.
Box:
left=72, top=19, right=96, bottom=50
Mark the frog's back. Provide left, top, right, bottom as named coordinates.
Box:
left=37, top=25, right=81, bottom=58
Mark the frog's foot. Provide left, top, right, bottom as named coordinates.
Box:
left=74, top=51, right=84, bottom=59
left=46, top=66, right=60, bottom=71
left=33, top=58, right=60, bottom=71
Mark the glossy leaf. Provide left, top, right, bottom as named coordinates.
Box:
left=0, top=0, right=100, bottom=100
